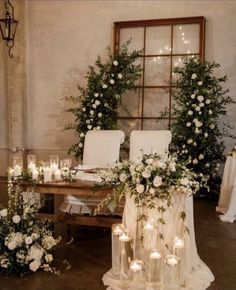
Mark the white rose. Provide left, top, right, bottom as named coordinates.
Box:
left=92, top=104, right=97, bottom=109
left=199, top=154, right=204, bottom=160
left=186, top=122, right=191, bottom=127
left=110, top=79, right=115, bottom=85
left=82, top=107, right=86, bottom=112
left=25, top=236, right=33, bottom=245
left=205, top=99, right=211, bottom=104
left=199, top=102, right=204, bottom=107
left=98, top=112, right=102, bottom=118
left=12, top=215, right=21, bottom=224
left=192, top=159, right=198, bottom=164
left=96, top=126, right=101, bottom=130
left=191, top=73, right=197, bottom=79
left=87, top=125, right=92, bottom=130
left=146, top=158, right=153, bottom=165
left=102, top=84, right=108, bottom=89
left=209, top=110, right=213, bottom=115
left=197, top=81, right=203, bottom=86
left=0, top=258, right=9, bottom=268
left=180, top=177, right=189, bottom=186
left=94, top=93, right=99, bottom=97
left=195, top=106, right=200, bottom=111
left=197, top=95, right=204, bottom=102
left=29, top=260, right=41, bottom=272
left=136, top=184, right=144, bottom=194
left=188, top=110, right=193, bottom=116
left=90, top=110, right=94, bottom=115
left=210, top=124, right=215, bottom=129
left=79, top=143, right=83, bottom=148
left=118, top=73, right=123, bottom=79
left=80, top=132, right=85, bottom=137
left=95, top=100, right=100, bottom=106
left=187, top=139, right=193, bottom=144
left=204, top=132, right=208, bottom=138
left=142, top=170, right=151, bottom=179
left=153, top=176, right=162, bottom=187
left=8, top=241, right=17, bottom=251
left=113, top=60, right=118, bottom=66
left=45, top=254, right=53, bottom=263
left=149, top=188, right=155, bottom=195
left=205, top=163, right=210, bottom=168
left=190, top=94, right=195, bottom=99
left=28, top=245, right=44, bottom=260
left=119, top=173, right=128, bottom=182
left=0, top=209, right=8, bottom=217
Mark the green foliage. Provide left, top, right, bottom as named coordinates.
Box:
left=171, top=58, right=235, bottom=197
left=65, top=41, right=142, bottom=160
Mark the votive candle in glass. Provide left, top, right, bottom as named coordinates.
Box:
left=147, top=250, right=162, bottom=289
left=130, top=260, right=145, bottom=290
left=112, top=223, right=126, bottom=278
left=173, top=237, right=184, bottom=284
left=119, top=232, right=133, bottom=281
left=43, top=166, right=52, bottom=182
left=32, top=168, right=39, bottom=181
left=27, top=154, right=36, bottom=172
left=12, top=156, right=23, bottom=177
left=54, top=169, right=62, bottom=181
left=50, top=155, right=59, bottom=174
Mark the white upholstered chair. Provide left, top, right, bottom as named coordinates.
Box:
left=129, top=130, right=172, bottom=161
left=60, top=130, right=125, bottom=214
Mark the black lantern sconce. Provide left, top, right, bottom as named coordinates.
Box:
left=0, top=0, right=18, bottom=58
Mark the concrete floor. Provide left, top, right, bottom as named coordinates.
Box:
left=1, top=200, right=236, bottom=290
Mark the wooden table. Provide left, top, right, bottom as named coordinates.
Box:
left=1, top=177, right=122, bottom=227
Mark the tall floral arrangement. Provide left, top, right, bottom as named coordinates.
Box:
left=65, top=41, right=142, bottom=160
left=171, top=58, right=234, bottom=197
left=0, top=175, right=61, bottom=276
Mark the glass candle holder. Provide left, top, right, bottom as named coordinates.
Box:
left=119, top=232, right=133, bottom=281
left=32, top=168, right=39, bottom=181
left=43, top=164, right=52, bottom=183
left=112, top=223, right=126, bottom=278
left=173, top=237, right=185, bottom=285
left=60, top=158, right=72, bottom=169
left=27, top=154, right=36, bottom=172
left=50, top=155, right=59, bottom=174
left=54, top=168, right=62, bottom=181
left=12, top=156, right=23, bottom=177
left=163, top=254, right=180, bottom=290
left=130, top=260, right=145, bottom=290
left=146, top=250, right=162, bottom=290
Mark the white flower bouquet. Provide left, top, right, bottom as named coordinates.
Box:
left=96, top=153, right=199, bottom=213
left=0, top=177, right=61, bottom=276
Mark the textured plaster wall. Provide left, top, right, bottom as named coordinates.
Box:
left=0, top=1, right=236, bottom=174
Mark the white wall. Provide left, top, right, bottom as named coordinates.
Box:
left=21, top=0, right=236, bottom=162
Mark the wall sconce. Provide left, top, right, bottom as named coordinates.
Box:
left=0, top=0, right=18, bottom=58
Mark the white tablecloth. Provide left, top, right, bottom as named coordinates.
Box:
left=216, top=156, right=236, bottom=222
left=103, top=194, right=214, bottom=290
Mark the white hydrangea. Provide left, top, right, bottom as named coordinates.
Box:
left=191, top=73, right=197, bottom=79
left=153, top=176, right=162, bottom=187
left=197, top=95, right=204, bottom=102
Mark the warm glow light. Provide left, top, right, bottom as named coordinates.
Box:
left=179, top=26, right=182, bottom=30
left=182, top=32, right=185, bottom=36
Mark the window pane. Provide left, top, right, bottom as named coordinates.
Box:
left=118, top=119, right=142, bottom=136
left=119, top=89, right=142, bottom=117
left=120, top=27, right=144, bottom=53
left=145, top=56, right=171, bottom=86
left=146, top=26, right=171, bottom=55
left=143, top=88, right=170, bottom=118
left=134, top=57, right=143, bottom=86
left=143, top=119, right=169, bottom=130
left=173, top=24, right=200, bottom=54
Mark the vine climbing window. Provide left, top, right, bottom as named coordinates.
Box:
left=114, top=17, right=206, bottom=134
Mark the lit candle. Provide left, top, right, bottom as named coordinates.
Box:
left=163, top=254, right=180, bottom=288
left=112, top=224, right=125, bottom=278
left=173, top=237, right=185, bottom=285
left=147, top=250, right=162, bottom=288
left=50, top=162, right=59, bottom=174
left=28, top=161, right=36, bottom=172
left=119, top=233, right=133, bottom=281
left=54, top=169, right=62, bottom=181
left=32, top=169, right=39, bottom=181
left=43, top=166, right=52, bottom=182
left=130, top=260, right=145, bottom=290
left=8, top=168, right=14, bottom=177
left=14, top=165, right=22, bottom=177
left=143, top=220, right=156, bottom=251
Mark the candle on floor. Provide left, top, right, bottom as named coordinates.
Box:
left=130, top=260, right=145, bottom=290
left=43, top=166, right=52, bottom=182
left=143, top=220, right=156, bottom=250
left=32, top=169, right=39, bottom=181
left=119, top=232, right=133, bottom=280
left=112, top=223, right=126, bottom=278
left=54, top=169, right=62, bottom=181
left=163, top=254, right=180, bottom=290
left=147, top=250, right=162, bottom=289
left=173, top=237, right=185, bottom=285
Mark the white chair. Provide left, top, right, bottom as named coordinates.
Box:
left=60, top=130, right=125, bottom=214
left=129, top=130, right=172, bottom=161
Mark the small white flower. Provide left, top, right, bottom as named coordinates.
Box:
left=142, top=170, right=151, bottom=179
left=153, top=176, right=162, bottom=188
left=195, top=106, right=200, bottom=111
left=98, top=112, right=102, bottom=118
left=96, top=126, right=101, bottom=130
left=209, top=110, right=213, bottom=115
left=113, top=60, right=118, bottom=66
left=110, top=79, right=115, bottom=85
left=29, top=260, right=41, bottom=272
left=186, top=122, right=191, bottom=127
left=199, top=154, right=204, bottom=160
left=149, top=188, right=155, bottom=195
left=86, top=119, right=90, bottom=124
left=12, top=215, right=21, bottom=224
left=0, top=259, right=9, bottom=268
left=118, top=73, right=123, bottom=79
left=45, top=254, right=53, bottom=263
left=0, top=209, right=8, bottom=217
left=187, top=139, right=193, bottom=144
left=90, top=110, right=94, bottom=115
left=205, top=99, right=211, bottom=104
left=190, top=94, right=195, bottom=99
left=210, top=124, right=215, bottom=129
left=104, top=103, right=108, bottom=107
left=180, top=177, right=189, bottom=186
left=136, top=184, right=145, bottom=194
left=8, top=241, right=17, bottom=251
left=80, top=132, right=85, bottom=137
left=195, top=128, right=200, bottom=134
left=199, top=102, right=204, bottom=107
left=94, top=93, right=99, bottom=97
left=188, top=110, right=193, bottom=116
left=169, top=162, right=176, bottom=172
left=191, top=73, right=197, bottom=80
left=193, top=142, right=197, bottom=146
left=192, top=159, right=198, bottom=164
left=197, top=81, right=203, bottom=86
left=197, top=95, right=204, bottom=102
left=146, top=158, right=153, bottom=165
left=205, top=163, right=210, bottom=168
left=204, top=132, right=208, bottom=138
left=87, top=125, right=92, bottom=130
left=79, top=143, right=83, bottom=148
left=102, top=84, right=108, bottom=89
left=25, top=236, right=33, bottom=245
left=95, top=100, right=100, bottom=106
left=82, top=107, right=86, bottom=112
left=119, top=173, right=128, bottom=182
left=92, top=104, right=97, bottom=109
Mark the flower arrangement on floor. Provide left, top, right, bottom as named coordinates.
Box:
left=96, top=153, right=199, bottom=215
left=65, top=41, right=142, bottom=160
left=0, top=175, right=61, bottom=276
left=171, top=58, right=235, bottom=197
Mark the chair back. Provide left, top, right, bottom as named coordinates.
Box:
left=83, top=130, right=125, bottom=168
left=129, top=130, right=172, bottom=161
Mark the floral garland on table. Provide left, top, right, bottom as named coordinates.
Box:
left=65, top=41, right=142, bottom=160
left=171, top=58, right=235, bottom=197
left=96, top=153, right=199, bottom=225
left=0, top=174, right=61, bottom=276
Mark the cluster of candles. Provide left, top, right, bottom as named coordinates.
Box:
left=10, top=154, right=72, bottom=182
left=112, top=222, right=184, bottom=290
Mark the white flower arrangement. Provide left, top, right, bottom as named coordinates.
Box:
left=0, top=176, right=61, bottom=277
left=96, top=153, right=199, bottom=213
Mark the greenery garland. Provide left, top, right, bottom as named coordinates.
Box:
left=65, top=41, right=142, bottom=160
left=171, top=58, right=235, bottom=197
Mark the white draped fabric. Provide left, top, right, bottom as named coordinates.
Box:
left=103, top=194, right=214, bottom=290
left=216, top=156, right=236, bottom=222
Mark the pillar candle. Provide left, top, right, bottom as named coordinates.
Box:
left=32, top=169, right=39, bottom=181
left=43, top=166, right=52, bottom=182
left=54, top=169, right=62, bottom=181
left=28, top=162, right=36, bottom=172
left=173, top=237, right=184, bottom=285
left=163, top=254, right=180, bottom=290
left=112, top=224, right=125, bottom=278
left=130, top=260, right=145, bottom=290
left=147, top=250, right=162, bottom=288
left=143, top=221, right=156, bottom=251
left=119, top=233, right=133, bottom=281
left=14, top=165, right=22, bottom=177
